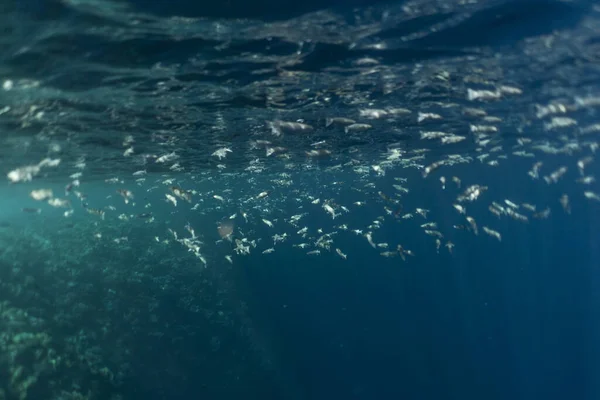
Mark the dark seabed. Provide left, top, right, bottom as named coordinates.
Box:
left=1, top=0, right=600, bottom=399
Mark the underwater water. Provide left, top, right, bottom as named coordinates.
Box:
left=1, top=0, right=600, bottom=399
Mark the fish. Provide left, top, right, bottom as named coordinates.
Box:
left=344, top=123, right=372, bottom=133
left=165, top=194, right=177, bottom=206
left=256, top=191, right=270, bottom=199
left=269, top=120, right=313, bottom=136
left=117, top=189, right=134, bottom=204
left=325, top=117, right=355, bottom=127
left=86, top=208, right=105, bottom=220
left=171, top=186, right=192, bottom=203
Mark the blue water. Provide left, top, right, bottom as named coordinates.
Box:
left=244, top=168, right=600, bottom=400
left=1, top=0, right=600, bottom=399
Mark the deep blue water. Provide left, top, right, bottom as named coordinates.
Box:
left=242, top=169, right=600, bottom=400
